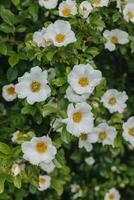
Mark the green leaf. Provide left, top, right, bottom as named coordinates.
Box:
left=13, top=176, right=22, bottom=189
left=7, top=67, right=18, bottom=82
left=0, top=142, right=11, bottom=155
left=40, top=103, right=58, bottom=117
left=11, top=0, right=20, bottom=6
left=0, top=6, right=17, bottom=25
left=51, top=178, right=64, bottom=196
left=8, top=54, right=20, bottom=67
left=0, top=43, right=7, bottom=55
left=61, top=127, right=72, bottom=144
left=28, top=3, right=38, bottom=21
left=0, top=23, right=14, bottom=33
left=0, top=174, right=6, bottom=193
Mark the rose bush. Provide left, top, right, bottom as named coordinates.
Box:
left=0, top=0, right=134, bottom=199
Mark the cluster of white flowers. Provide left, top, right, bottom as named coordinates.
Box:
left=33, top=0, right=132, bottom=52
left=21, top=135, right=56, bottom=191
left=2, top=66, right=51, bottom=105
left=116, top=0, right=134, bottom=22
left=2, top=0, right=133, bottom=197
left=33, top=20, right=76, bottom=48
left=61, top=63, right=132, bottom=152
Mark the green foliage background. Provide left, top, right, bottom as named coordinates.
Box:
left=0, top=0, right=134, bottom=199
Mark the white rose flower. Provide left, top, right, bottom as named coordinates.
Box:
left=103, top=29, right=129, bottom=51
left=116, top=0, right=121, bottom=10
left=94, top=123, right=117, bottom=146
left=65, top=86, right=89, bottom=103
left=50, top=118, right=63, bottom=133
left=79, top=1, right=93, bottom=18
left=104, top=188, right=120, bottom=200
left=38, top=175, right=51, bottom=191
left=2, top=84, right=16, bottom=102
left=11, top=130, right=25, bottom=144
left=122, top=117, right=134, bottom=147
left=59, top=0, right=77, bottom=17
left=45, top=20, right=76, bottom=47
left=93, top=0, right=109, bottom=7
left=21, top=136, right=57, bottom=165
left=71, top=184, right=82, bottom=199
left=11, top=161, right=25, bottom=176
left=123, top=3, right=134, bottom=22
left=33, top=28, right=51, bottom=48
left=15, top=66, right=51, bottom=105
left=38, top=0, right=58, bottom=9
left=39, top=161, right=55, bottom=173
left=11, top=163, right=21, bottom=176
left=63, top=102, right=94, bottom=137
left=101, top=89, right=128, bottom=113
left=68, top=64, right=102, bottom=95
left=78, top=132, right=98, bottom=152
left=85, top=156, right=95, bottom=166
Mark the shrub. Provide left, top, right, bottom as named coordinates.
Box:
left=0, top=0, right=134, bottom=199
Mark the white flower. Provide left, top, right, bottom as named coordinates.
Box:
left=51, top=118, right=63, bottom=133
left=2, top=84, right=16, bottom=102
left=104, top=188, right=120, bottom=200
left=33, top=28, right=51, bottom=48
left=45, top=20, right=76, bottom=47
left=38, top=0, right=58, bottom=9
left=79, top=1, right=93, bottom=18
left=93, top=0, right=109, bottom=7
left=122, top=117, right=134, bottom=147
left=71, top=184, right=82, bottom=199
left=93, top=123, right=117, bottom=146
left=78, top=132, right=98, bottom=152
left=11, top=164, right=21, bottom=176
left=68, top=64, right=102, bottom=95
left=101, top=89, right=128, bottom=113
left=39, top=161, right=55, bottom=173
left=65, top=86, right=89, bottom=103
left=63, top=102, right=94, bottom=137
left=11, top=130, right=25, bottom=144
left=11, top=161, right=25, bottom=176
left=59, top=0, right=77, bottom=17
left=38, top=175, right=51, bottom=191
left=123, top=3, right=134, bottom=22
left=15, top=66, right=51, bottom=105
left=85, top=156, right=95, bottom=166
left=21, top=136, right=57, bottom=165
left=94, top=186, right=100, bottom=191
left=103, top=29, right=129, bottom=51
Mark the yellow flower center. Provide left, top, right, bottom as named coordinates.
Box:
left=108, top=97, right=117, bottom=105
left=39, top=177, right=46, bottom=185
left=78, top=76, right=89, bottom=87
left=73, top=112, right=82, bottom=123
left=94, top=0, right=101, bottom=5
left=99, top=131, right=107, bottom=140
left=128, top=127, right=134, bottom=136
left=17, top=131, right=24, bottom=140
left=31, top=81, right=41, bottom=92
left=80, top=133, right=88, bottom=141
left=83, top=6, right=87, bottom=11
left=7, top=87, right=15, bottom=95
left=36, top=142, right=48, bottom=153
left=111, top=36, right=118, bottom=44
left=55, top=34, right=65, bottom=43
left=109, top=193, right=115, bottom=200
left=75, top=187, right=80, bottom=193
left=62, top=7, right=71, bottom=16
left=127, top=11, right=133, bottom=19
